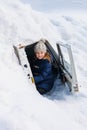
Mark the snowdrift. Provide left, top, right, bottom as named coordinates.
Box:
left=0, top=0, right=87, bottom=130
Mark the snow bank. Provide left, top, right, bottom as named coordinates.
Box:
left=0, top=0, right=61, bottom=45
left=0, top=0, right=87, bottom=130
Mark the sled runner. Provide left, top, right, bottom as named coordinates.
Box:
left=13, top=39, right=79, bottom=94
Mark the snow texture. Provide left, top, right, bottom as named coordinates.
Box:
left=0, top=0, right=87, bottom=130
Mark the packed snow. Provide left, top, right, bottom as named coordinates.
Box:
left=0, top=0, right=87, bottom=130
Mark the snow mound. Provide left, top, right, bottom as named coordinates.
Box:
left=0, top=0, right=87, bottom=130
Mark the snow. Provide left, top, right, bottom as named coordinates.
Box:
left=0, top=0, right=87, bottom=130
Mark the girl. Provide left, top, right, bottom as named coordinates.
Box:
left=32, top=40, right=55, bottom=94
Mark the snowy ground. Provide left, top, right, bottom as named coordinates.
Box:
left=0, top=0, right=87, bottom=130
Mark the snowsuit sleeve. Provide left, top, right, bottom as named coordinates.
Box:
left=34, top=60, right=52, bottom=84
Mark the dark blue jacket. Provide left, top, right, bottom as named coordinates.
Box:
left=32, top=58, right=55, bottom=91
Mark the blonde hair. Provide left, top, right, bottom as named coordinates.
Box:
left=43, top=52, right=51, bottom=62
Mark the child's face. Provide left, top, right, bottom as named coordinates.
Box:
left=35, top=51, right=46, bottom=59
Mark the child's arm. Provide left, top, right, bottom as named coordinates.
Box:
left=34, top=62, right=52, bottom=84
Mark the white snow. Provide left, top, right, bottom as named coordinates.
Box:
left=0, top=0, right=87, bottom=130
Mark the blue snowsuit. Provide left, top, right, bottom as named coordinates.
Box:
left=32, top=58, right=55, bottom=93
